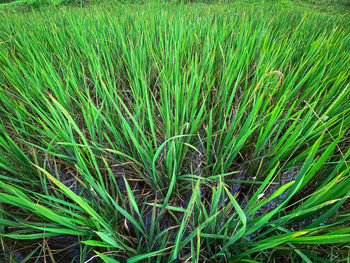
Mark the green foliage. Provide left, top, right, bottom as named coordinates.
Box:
left=0, top=2, right=349, bottom=262
left=1, top=0, right=350, bottom=13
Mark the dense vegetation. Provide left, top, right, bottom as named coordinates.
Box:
left=0, top=1, right=349, bottom=262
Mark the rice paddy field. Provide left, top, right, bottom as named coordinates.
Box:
left=0, top=0, right=349, bottom=262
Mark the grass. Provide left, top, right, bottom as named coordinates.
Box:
left=0, top=1, right=350, bottom=262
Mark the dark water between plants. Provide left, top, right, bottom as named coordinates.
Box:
left=0, top=236, right=96, bottom=262
left=0, top=167, right=310, bottom=262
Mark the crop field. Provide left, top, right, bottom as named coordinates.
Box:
left=0, top=1, right=349, bottom=262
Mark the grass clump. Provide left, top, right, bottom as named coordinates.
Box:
left=0, top=2, right=350, bottom=262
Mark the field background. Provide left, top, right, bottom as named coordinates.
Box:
left=0, top=0, right=350, bottom=262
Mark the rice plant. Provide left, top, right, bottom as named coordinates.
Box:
left=0, top=2, right=349, bottom=262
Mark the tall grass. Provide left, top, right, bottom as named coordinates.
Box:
left=0, top=3, right=349, bottom=262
